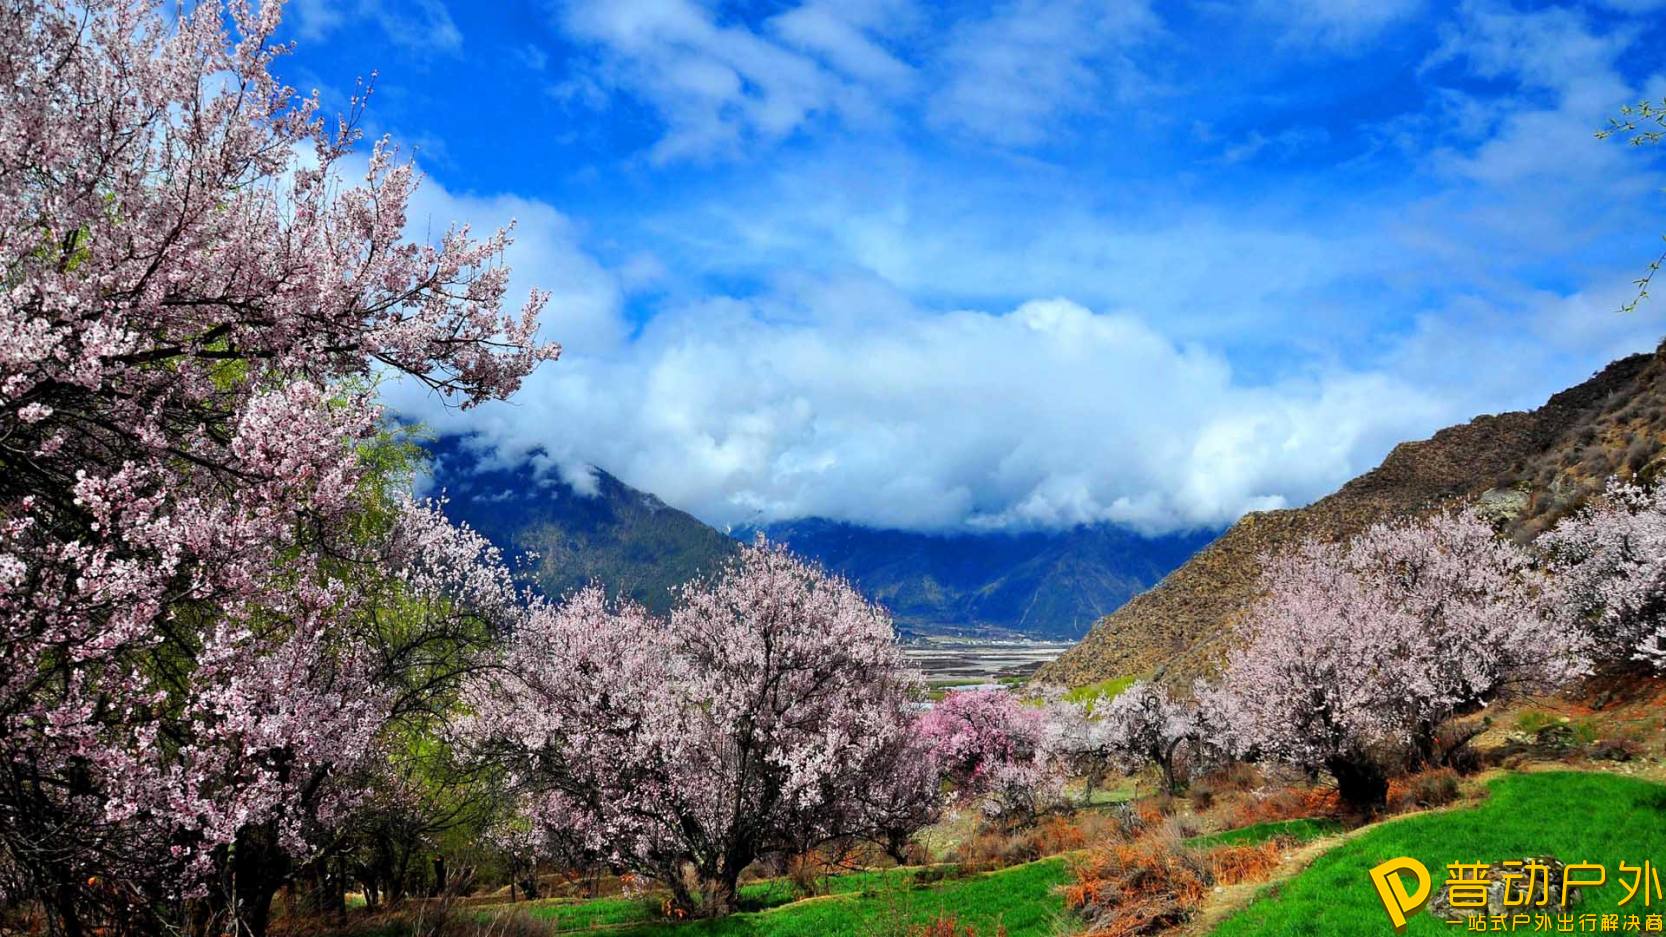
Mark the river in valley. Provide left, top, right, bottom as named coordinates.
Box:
left=901, top=637, right=1074, bottom=687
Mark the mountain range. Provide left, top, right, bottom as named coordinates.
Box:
left=425, top=442, right=1209, bottom=638
left=1038, top=341, right=1666, bottom=688
left=734, top=518, right=1211, bottom=639
left=426, top=342, right=1666, bottom=659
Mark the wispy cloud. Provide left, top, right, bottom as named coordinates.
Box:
left=925, top=0, right=1160, bottom=145
left=1251, top=0, right=1425, bottom=50
left=289, top=0, right=463, bottom=54
left=551, top=0, right=916, bottom=163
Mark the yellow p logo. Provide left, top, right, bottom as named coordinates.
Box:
left=1370, top=857, right=1432, bottom=933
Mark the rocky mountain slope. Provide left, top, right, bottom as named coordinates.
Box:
left=739, top=518, right=1212, bottom=639
left=1038, top=342, right=1666, bottom=688
left=426, top=443, right=739, bottom=615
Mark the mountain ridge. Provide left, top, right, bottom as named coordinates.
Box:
left=739, top=517, right=1213, bottom=639
left=1037, top=342, right=1666, bottom=688
left=425, top=444, right=739, bottom=615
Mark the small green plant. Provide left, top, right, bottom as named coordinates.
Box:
left=1062, top=675, right=1138, bottom=710
left=1516, top=711, right=1558, bottom=734
left=1572, top=719, right=1601, bottom=746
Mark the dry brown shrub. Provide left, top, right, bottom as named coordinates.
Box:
left=1065, top=830, right=1213, bottom=937
left=1134, top=795, right=1174, bottom=827
left=1227, top=786, right=1339, bottom=827
left=1198, top=762, right=1261, bottom=793
left=1188, top=783, right=1216, bottom=811
left=1386, top=768, right=1462, bottom=813
left=951, top=829, right=1037, bottom=872
left=1205, top=841, right=1285, bottom=886
left=952, top=811, right=1133, bottom=872
left=1028, top=814, right=1093, bottom=854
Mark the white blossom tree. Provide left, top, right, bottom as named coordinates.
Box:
left=467, top=542, right=932, bottom=917
left=1218, top=509, right=1583, bottom=811
left=1541, top=479, right=1666, bottom=671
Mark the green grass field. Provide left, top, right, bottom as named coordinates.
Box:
left=499, top=868, right=929, bottom=930
left=1209, top=772, right=1666, bottom=936
left=474, top=858, right=1072, bottom=937
left=1187, top=818, right=1343, bottom=850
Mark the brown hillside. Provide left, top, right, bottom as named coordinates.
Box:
left=1037, top=342, right=1666, bottom=689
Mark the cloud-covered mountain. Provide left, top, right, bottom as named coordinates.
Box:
left=1042, top=342, right=1666, bottom=688
left=426, top=439, right=1211, bottom=637
left=425, top=441, right=738, bottom=615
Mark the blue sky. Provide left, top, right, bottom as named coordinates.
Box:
left=275, top=0, right=1666, bottom=535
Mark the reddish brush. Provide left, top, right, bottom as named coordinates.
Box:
left=1206, top=841, right=1286, bottom=885
left=1066, top=832, right=1213, bottom=936
left=1228, top=786, right=1339, bottom=827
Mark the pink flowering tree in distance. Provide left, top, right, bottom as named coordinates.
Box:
left=1041, top=695, right=1118, bottom=804
left=1096, top=681, right=1199, bottom=795
left=1044, top=682, right=1206, bottom=800
left=465, top=541, right=931, bottom=918
left=919, top=688, right=1060, bottom=823
left=1540, top=479, right=1666, bottom=672
left=0, top=0, right=554, bottom=932
left=1216, top=509, right=1585, bottom=812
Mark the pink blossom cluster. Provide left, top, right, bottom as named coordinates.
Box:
left=466, top=541, right=933, bottom=915
left=1541, top=479, right=1666, bottom=671
left=1209, top=509, right=1586, bottom=807
left=0, top=0, right=552, bottom=923
left=918, top=689, right=1061, bottom=821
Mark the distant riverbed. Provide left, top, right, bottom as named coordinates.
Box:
left=901, top=638, right=1073, bottom=687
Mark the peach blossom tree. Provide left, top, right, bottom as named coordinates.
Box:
left=0, top=0, right=554, bottom=931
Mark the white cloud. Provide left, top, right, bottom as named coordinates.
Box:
left=387, top=280, right=1391, bottom=534
left=390, top=267, right=1663, bottom=536
left=552, top=0, right=915, bottom=163
left=768, top=0, right=918, bottom=86
left=926, top=0, right=1159, bottom=145
left=289, top=0, right=463, bottom=54
left=1251, top=0, right=1423, bottom=50
left=546, top=0, right=1165, bottom=157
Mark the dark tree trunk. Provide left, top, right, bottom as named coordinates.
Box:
left=884, top=832, right=910, bottom=866
left=705, top=870, right=741, bottom=918
left=230, top=824, right=292, bottom=937
left=664, top=873, right=698, bottom=918
left=330, top=858, right=349, bottom=925
left=1159, top=736, right=1193, bottom=794
left=1327, top=755, right=1388, bottom=815
left=52, top=882, right=85, bottom=937
left=430, top=855, right=447, bottom=897
left=1410, top=721, right=1438, bottom=771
